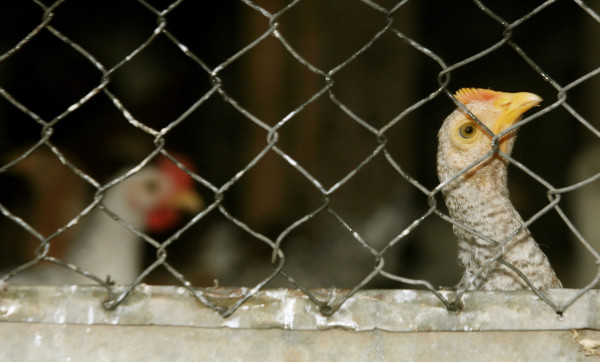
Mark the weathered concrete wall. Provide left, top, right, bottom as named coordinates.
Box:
left=0, top=285, right=598, bottom=360
left=1, top=323, right=596, bottom=361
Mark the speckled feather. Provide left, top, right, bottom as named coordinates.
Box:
left=437, top=88, right=561, bottom=290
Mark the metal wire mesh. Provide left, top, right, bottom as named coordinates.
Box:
left=0, top=0, right=599, bottom=317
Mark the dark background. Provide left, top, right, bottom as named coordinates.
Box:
left=0, top=0, right=598, bottom=289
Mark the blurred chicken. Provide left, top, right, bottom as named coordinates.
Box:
left=0, top=148, right=88, bottom=264
left=5, top=154, right=202, bottom=285
left=437, top=88, right=561, bottom=290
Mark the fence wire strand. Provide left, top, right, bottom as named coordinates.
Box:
left=0, top=0, right=599, bottom=318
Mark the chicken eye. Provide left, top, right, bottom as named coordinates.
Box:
left=143, top=179, right=160, bottom=193
left=459, top=123, right=477, bottom=139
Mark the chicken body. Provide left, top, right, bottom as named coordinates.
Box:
left=65, top=160, right=201, bottom=284
left=437, top=88, right=561, bottom=290
left=6, top=155, right=202, bottom=285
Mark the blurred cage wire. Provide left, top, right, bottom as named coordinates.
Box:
left=0, top=0, right=599, bottom=317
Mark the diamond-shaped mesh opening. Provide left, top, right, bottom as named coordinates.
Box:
left=48, top=96, right=158, bottom=179
left=48, top=0, right=158, bottom=67
left=276, top=0, right=390, bottom=70
left=274, top=98, right=382, bottom=187
left=217, top=36, right=327, bottom=127
left=274, top=211, right=380, bottom=289
left=0, top=32, right=102, bottom=121
left=331, top=34, right=422, bottom=128
left=105, top=38, right=213, bottom=131
left=164, top=97, right=252, bottom=185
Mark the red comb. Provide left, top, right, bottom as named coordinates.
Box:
left=454, top=88, right=501, bottom=105
left=157, top=153, right=195, bottom=190
left=147, top=208, right=181, bottom=233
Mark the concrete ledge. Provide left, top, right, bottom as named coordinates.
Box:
left=2, top=286, right=599, bottom=360
left=0, top=285, right=598, bottom=331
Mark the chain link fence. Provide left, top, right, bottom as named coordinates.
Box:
left=0, top=0, right=599, bottom=319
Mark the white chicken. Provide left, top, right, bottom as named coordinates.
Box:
left=4, top=154, right=202, bottom=285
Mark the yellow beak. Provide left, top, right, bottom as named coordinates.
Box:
left=492, top=92, right=542, bottom=152
left=170, top=189, right=204, bottom=213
